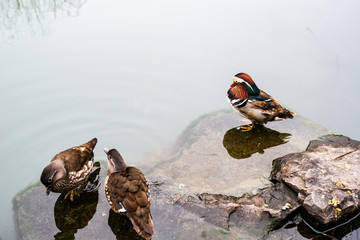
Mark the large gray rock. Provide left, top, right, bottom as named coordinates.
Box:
left=271, top=135, right=360, bottom=225
left=13, top=109, right=334, bottom=239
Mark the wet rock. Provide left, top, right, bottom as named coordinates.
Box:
left=108, top=210, right=145, bottom=240
left=271, top=135, right=360, bottom=225
left=165, top=182, right=301, bottom=238
left=148, top=110, right=330, bottom=198
left=13, top=163, right=145, bottom=240
left=223, top=124, right=291, bottom=159
left=13, top=110, right=333, bottom=239
left=145, top=110, right=331, bottom=238
left=53, top=191, right=98, bottom=240
left=264, top=211, right=360, bottom=240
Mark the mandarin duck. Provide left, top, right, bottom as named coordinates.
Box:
left=227, top=73, right=294, bottom=131
left=104, top=148, right=153, bottom=240
left=40, top=138, right=97, bottom=201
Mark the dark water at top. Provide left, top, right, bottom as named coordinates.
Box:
left=1, top=0, right=360, bottom=239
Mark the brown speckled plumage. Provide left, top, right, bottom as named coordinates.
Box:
left=40, top=138, right=97, bottom=199
left=104, top=148, right=153, bottom=240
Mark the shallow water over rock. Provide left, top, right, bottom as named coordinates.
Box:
left=149, top=110, right=331, bottom=197
left=14, top=110, right=336, bottom=239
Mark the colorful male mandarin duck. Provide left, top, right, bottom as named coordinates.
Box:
left=104, top=148, right=154, bottom=240
left=40, top=138, right=97, bottom=201
left=227, top=73, right=294, bottom=131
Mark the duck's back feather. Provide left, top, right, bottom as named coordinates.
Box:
left=105, top=166, right=153, bottom=240
left=245, top=90, right=294, bottom=123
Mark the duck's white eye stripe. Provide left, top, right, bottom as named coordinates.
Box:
left=244, top=81, right=253, bottom=91
left=233, top=77, right=242, bottom=83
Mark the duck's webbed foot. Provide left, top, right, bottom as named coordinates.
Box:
left=74, top=177, right=89, bottom=196
left=239, top=123, right=254, bottom=132
left=64, top=190, right=75, bottom=201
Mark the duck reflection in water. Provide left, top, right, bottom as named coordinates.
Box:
left=223, top=125, right=291, bottom=159
left=53, top=163, right=101, bottom=240
left=108, top=209, right=146, bottom=240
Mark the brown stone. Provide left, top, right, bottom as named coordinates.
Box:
left=271, top=135, right=360, bottom=225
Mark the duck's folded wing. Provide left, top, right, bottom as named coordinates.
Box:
left=249, top=91, right=294, bottom=120
left=248, top=91, right=277, bottom=111
left=108, top=167, right=153, bottom=239
left=107, top=167, right=150, bottom=213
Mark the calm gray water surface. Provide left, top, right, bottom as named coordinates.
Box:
left=1, top=0, right=360, bottom=239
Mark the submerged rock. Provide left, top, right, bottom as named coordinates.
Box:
left=13, top=163, right=143, bottom=240
left=149, top=110, right=330, bottom=198
left=223, top=124, right=291, bottom=159
left=146, top=110, right=332, bottom=238
left=14, top=109, right=337, bottom=239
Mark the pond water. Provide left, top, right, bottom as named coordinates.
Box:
left=1, top=0, right=360, bottom=239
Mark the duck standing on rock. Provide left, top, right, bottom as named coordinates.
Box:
left=104, top=148, right=153, bottom=240
left=227, top=72, right=294, bottom=131
left=40, top=138, right=97, bottom=201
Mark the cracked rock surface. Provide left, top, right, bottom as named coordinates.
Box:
left=271, top=135, right=360, bottom=225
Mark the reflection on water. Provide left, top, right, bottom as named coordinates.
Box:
left=223, top=125, right=291, bottom=159
left=53, top=164, right=100, bottom=240
left=108, top=209, right=144, bottom=240
left=267, top=212, right=360, bottom=240
left=0, top=0, right=87, bottom=39
left=54, top=191, right=98, bottom=240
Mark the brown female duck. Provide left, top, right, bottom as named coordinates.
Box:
left=104, top=148, right=153, bottom=240
left=40, top=138, right=97, bottom=201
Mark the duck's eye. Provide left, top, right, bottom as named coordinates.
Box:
left=48, top=177, right=52, bottom=183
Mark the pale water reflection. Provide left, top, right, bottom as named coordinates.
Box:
left=1, top=0, right=360, bottom=239
left=0, top=0, right=87, bottom=40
